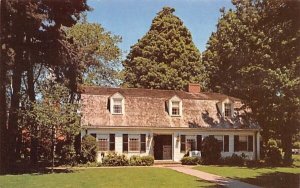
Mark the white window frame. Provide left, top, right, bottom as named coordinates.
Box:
left=128, top=134, right=140, bottom=152
left=222, top=98, right=233, bottom=118
left=97, top=134, right=109, bottom=151
left=110, top=92, right=125, bottom=115
left=169, top=95, right=182, bottom=117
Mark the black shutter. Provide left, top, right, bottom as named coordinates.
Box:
left=180, top=135, right=186, bottom=152
left=248, top=135, right=253, bottom=152
left=224, top=135, right=229, bottom=152
left=234, top=135, right=239, bottom=152
left=109, top=134, right=115, bottom=151
left=140, top=134, right=146, bottom=153
left=90, top=133, right=96, bottom=139
left=123, top=134, right=128, bottom=152
left=197, top=135, right=202, bottom=151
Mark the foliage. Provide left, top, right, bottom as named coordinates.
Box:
left=203, top=0, right=300, bottom=165
left=0, top=0, right=89, bottom=172
left=220, top=153, right=247, bottom=166
left=265, top=139, right=283, bottom=166
left=66, top=22, right=122, bottom=86
left=102, top=152, right=129, bottom=166
left=181, top=156, right=200, bottom=165
left=123, top=7, right=205, bottom=90
left=201, top=136, right=222, bottom=165
left=293, top=142, right=300, bottom=149
left=80, top=135, right=98, bottom=163
left=129, top=155, right=154, bottom=166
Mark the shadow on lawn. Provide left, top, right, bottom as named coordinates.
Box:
left=196, top=179, right=225, bottom=188
left=235, top=171, right=300, bottom=188
left=2, top=167, right=74, bottom=176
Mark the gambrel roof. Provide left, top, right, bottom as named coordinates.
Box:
left=80, top=86, right=259, bottom=130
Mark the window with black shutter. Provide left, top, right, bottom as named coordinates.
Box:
left=123, top=134, right=128, bottom=152
left=109, top=134, right=115, bottom=151
left=140, top=134, right=146, bottom=153
left=234, top=135, right=239, bottom=152
left=224, top=135, right=229, bottom=152
left=197, top=135, right=202, bottom=151
left=248, top=135, right=253, bottom=152
left=180, top=135, right=186, bottom=153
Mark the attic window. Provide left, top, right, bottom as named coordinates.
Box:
left=113, top=98, right=122, bottom=114
left=224, top=103, right=232, bottom=117
left=169, top=96, right=182, bottom=117
left=172, top=101, right=180, bottom=115
left=110, top=92, right=125, bottom=115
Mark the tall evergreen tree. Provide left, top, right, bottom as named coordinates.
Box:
left=123, top=7, right=205, bottom=90
left=204, top=0, right=299, bottom=164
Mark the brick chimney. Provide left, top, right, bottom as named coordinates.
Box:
left=187, top=83, right=201, bottom=93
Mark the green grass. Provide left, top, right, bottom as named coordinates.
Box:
left=194, top=155, right=300, bottom=188
left=0, top=167, right=216, bottom=188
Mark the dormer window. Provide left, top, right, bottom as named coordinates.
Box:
left=172, top=101, right=180, bottom=115
left=110, top=92, right=124, bottom=115
left=169, top=96, right=182, bottom=117
left=113, top=98, right=123, bottom=114
left=224, top=103, right=232, bottom=117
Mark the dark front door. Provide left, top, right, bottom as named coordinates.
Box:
left=154, top=135, right=172, bottom=160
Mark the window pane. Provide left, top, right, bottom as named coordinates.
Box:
left=225, top=103, right=231, bottom=117
left=129, top=138, right=140, bottom=151
left=172, top=107, right=179, bottom=115
left=98, top=138, right=108, bottom=151
left=239, top=136, right=248, bottom=151
left=113, top=105, right=122, bottom=113
left=114, top=99, right=122, bottom=105
left=186, top=139, right=196, bottom=151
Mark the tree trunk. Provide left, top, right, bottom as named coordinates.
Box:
left=51, top=125, right=56, bottom=173
left=0, top=0, right=8, bottom=174
left=28, top=65, right=38, bottom=166
left=7, top=60, right=22, bottom=171
left=282, top=123, right=293, bottom=165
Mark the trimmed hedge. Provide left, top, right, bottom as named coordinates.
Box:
left=102, top=152, right=129, bottom=166
left=220, top=153, right=246, bottom=166
left=181, top=156, right=200, bottom=165
left=130, top=155, right=154, bottom=166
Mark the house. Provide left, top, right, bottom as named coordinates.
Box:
left=80, top=84, right=260, bottom=162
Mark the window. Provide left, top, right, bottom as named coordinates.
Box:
left=224, top=103, right=232, bottom=117
left=113, top=98, right=122, bottom=114
left=123, top=134, right=146, bottom=152
left=97, top=135, right=109, bottom=151
left=186, top=136, right=197, bottom=151
left=169, top=96, right=182, bottom=117
left=214, top=135, right=224, bottom=151
left=129, top=136, right=140, bottom=152
left=234, top=135, right=254, bottom=152
left=172, top=101, right=180, bottom=116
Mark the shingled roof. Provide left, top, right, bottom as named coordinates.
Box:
left=80, top=86, right=259, bottom=130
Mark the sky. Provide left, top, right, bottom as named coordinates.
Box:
left=87, top=0, right=235, bottom=58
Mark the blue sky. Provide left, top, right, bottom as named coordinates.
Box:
left=87, top=0, right=234, bottom=57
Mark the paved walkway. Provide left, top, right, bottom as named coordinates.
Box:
left=165, top=166, right=261, bottom=188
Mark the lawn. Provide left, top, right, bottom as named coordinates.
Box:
left=0, top=167, right=216, bottom=188
left=194, top=155, right=300, bottom=188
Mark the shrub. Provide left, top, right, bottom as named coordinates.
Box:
left=130, top=155, right=154, bottom=166
left=201, top=136, right=221, bottom=165
left=265, top=139, right=282, bottom=166
left=102, top=152, right=129, bottom=166
left=221, top=153, right=246, bottom=166
left=293, top=141, right=300, bottom=149
left=80, top=135, right=98, bottom=163
left=181, top=156, right=200, bottom=165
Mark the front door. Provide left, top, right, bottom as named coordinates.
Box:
left=154, top=135, right=172, bottom=160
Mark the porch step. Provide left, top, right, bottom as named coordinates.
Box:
left=154, top=160, right=181, bottom=166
